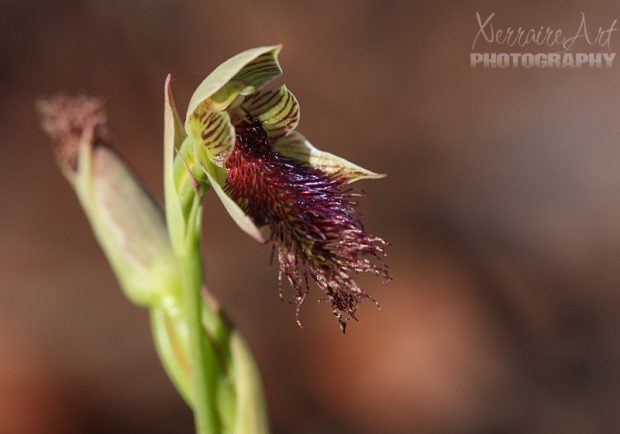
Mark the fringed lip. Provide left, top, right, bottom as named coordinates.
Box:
left=224, top=113, right=390, bottom=331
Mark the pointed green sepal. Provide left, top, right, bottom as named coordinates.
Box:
left=164, top=74, right=190, bottom=254
left=274, top=132, right=385, bottom=183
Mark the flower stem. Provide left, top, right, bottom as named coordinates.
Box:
left=180, top=249, right=220, bottom=434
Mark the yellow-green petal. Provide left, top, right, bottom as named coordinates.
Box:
left=186, top=45, right=282, bottom=127
left=187, top=106, right=235, bottom=167
left=274, top=132, right=385, bottom=183
left=240, top=85, right=300, bottom=139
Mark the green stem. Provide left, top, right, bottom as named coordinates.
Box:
left=180, top=249, right=220, bottom=434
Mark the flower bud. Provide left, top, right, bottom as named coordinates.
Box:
left=38, top=96, right=179, bottom=307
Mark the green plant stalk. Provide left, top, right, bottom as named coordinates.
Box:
left=176, top=174, right=222, bottom=434
left=179, top=247, right=220, bottom=434
left=165, top=88, right=220, bottom=434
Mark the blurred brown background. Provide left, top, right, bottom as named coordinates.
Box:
left=1, top=0, right=619, bottom=433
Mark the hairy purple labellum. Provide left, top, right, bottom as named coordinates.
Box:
left=225, top=116, right=389, bottom=332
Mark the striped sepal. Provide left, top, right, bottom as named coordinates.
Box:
left=242, top=85, right=300, bottom=139
left=232, top=51, right=283, bottom=93
left=187, top=106, right=235, bottom=167
left=274, top=132, right=385, bottom=183
left=204, top=48, right=283, bottom=111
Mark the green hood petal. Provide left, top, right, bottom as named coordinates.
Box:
left=186, top=45, right=282, bottom=127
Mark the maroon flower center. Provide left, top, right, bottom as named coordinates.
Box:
left=225, top=116, right=388, bottom=332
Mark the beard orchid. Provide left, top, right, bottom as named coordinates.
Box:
left=169, top=45, right=390, bottom=331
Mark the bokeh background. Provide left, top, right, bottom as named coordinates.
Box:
left=1, top=0, right=619, bottom=433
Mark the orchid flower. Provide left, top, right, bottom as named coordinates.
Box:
left=167, top=45, right=390, bottom=331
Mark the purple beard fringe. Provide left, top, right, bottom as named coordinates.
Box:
left=225, top=117, right=389, bottom=332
